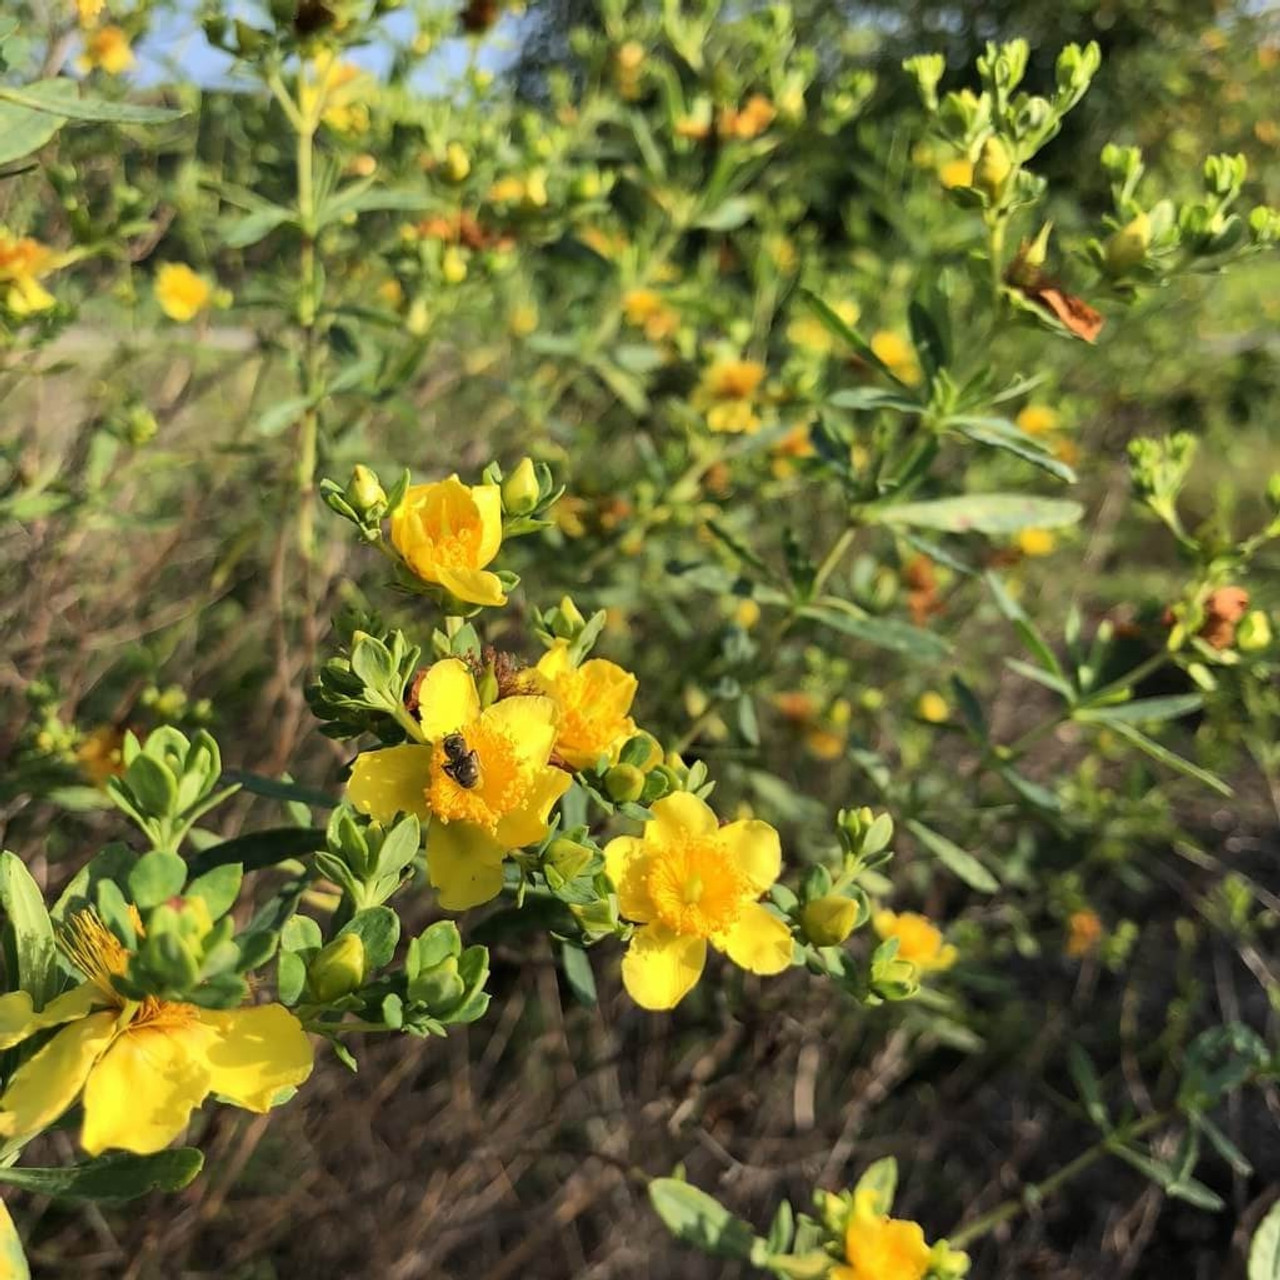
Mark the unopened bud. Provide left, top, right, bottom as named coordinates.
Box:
left=1237, top=610, right=1272, bottom=652
left=801, top=895, right=860, bottom=947
left=974, top=136, right=1013, bottom=200
left=442, top=142, right=470, bottom=183
left=546, top=836, right=594, bottom=881
left=502, top=457, right=540, bottom=516
left=604, top=763, right=646, bottom=803
left=307, top=933, right=366, bottom=1003
left=1105, top=211, right=1151, bottom=275
left=476, top=662, right=500, bottom=708
left=558, top=595, right=585, bottom=632
left=346, top=464, right=387, bottom=516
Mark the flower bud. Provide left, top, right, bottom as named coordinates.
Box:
left=801, top=895, right=860, bottom=947
left=307, top=933, right=366, bottom=1003
left=441, top=246, right=468, bottom=285
left=1105, top=211, right=1151, bottom=275
left=502, top=457, right=540, bottom=515
left=558, top=595, right=585, bottom=632
left=604, top=763, right=646, bottom=803
left=442, top=142, right=470, bottom=183
left=346, top=464, right=387, bottom=517
left=974, top=136, right=1013, bottom=201
left=476, top=661, right=500, bottom=708
left=1237, top=610, right=1272, bottom=652
left=545, top=836, right=594, bottom=881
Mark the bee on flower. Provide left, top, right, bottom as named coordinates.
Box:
left=347, top=658, right=571, bottom=910
left=0, top=909, right=312, bottom=1155
left=605, top=792, right=794, bottom=1009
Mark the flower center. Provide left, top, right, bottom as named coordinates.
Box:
left=645, top=836, right=748, bottom=939
left=421, top=521, right=480, bottom=569
left=425, top=721, right=530, bottom=834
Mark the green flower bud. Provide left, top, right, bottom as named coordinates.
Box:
left=559, top=595, right=585, bottom=632
left=545, top=836, right=594, bottom=881
left=501, top=457, right=540, bottom=516
left=604, top=763, right=646, bottom=803
left=346, top=465, right=387, bottom=518
left=307, top=933, right=366, bottom=1003
left=1237, top=610, right=1272, bottom=652
left=801, top=895, right=860, bottom=947
left=476, top=661, right=500, bottom=707
left=442, top=142, right=470, bottom=183
left=1105, top=211, right=1150, bottom=275
left=974, top=136, right=1013, bottom=201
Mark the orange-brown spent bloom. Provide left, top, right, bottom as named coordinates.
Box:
left=1201, top=586, right=1250, bottom=649
left=718, top=94, right=775, bottom=141
left=1066, top=909, right=1103, bottom=957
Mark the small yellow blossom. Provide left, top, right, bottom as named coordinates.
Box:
left=76, top=0, right=105, bottom=25
left=508, top=301, right=539, bottom=336
left=77, top=24, right=133, bottom=74
left=717, top=94, right=776, bottom=141
left=390, top=475, right=506, bottom=606
left=939, top=156, right=975, bottom=189
left=1015, top=528, right=1057, bottom=557
left=833, top=1190, right=932, bottom=1280
left=0, top=230, right=66, bottom=315
left=622, top=288, right=678, bottom=341
left=605, top=792, right=793, bottom=1009
left=706, top=400, right=761, bottom=434
left=531, top=641, right=638, bottom=771
left=916, top=691, right=949, bottom=723
left=488, top=175, right=527, bottom=204
left=1016, top=403, right=1059, bottom=436
left=347, top=660, right=571, bottom=910
left=695, top=358, right=767, bottom=435
left=873, top=909, right=957, bottom=972
left=154, top=263, right=213, bottom=323
left=76, top=725, right=125, bottom=786
left=734, top=599, right=761, bottom=629
left=0, top=910, right=312, bottom=1155
left=1066, top=909, right=1103, bottom=957
left=869, top=330, right=922, bottom=385
left=301, top=52, right=371, bottom=134
left=805, top=726, right=846, bottom=760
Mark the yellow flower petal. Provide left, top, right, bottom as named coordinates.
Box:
left=0, top=1011, right=118, bottom=1142
left=436, top=566, right=508, bottom=607
left=534, top=643, right=571, bottom=680
left=492, top=765, right=572, bottom=848
left=196, top=1004, right=314, bottom=1111
left=471, top=482, right=503, bottom=565
left=427, top=820, right=508, bottom=911
left=415, top=658, right=481, bottom=741
left=346, top=743, right=434, bottom=824
left=649, top=792, right=718, bottom=845
left=718, top=902, right=793, bottom=975
left=603, top=836, right=656, bottom=921
left=81, top=1021, right=212, bottom=1156
left=719, top=819, right=782, bottom=895
left=0, top=983, right=101, bottom=1051
left=483, top=694, right=559, bottom=766
left=621, top=924, right=706, bottom=1010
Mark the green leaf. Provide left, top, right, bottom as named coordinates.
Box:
left=648, top=1178, right=757, bottom=1259
left=51, top=844, right=137, bottom=925
left=1249, top=1198, right=1280, bottom=1280
left=799, top=290, right=911, bottom=388
left=0, top=82, right=185, bottom=125
left=185, top=863, right=243, bottom=920
left=853, top=1157, right=898, bottom=1215
left=1075, top=694, right=1203, bottom=725
left=0, top=81, right=70, bottom=166
left=906, top=820, right=999, bottom=892
left=694, top=196, right=754, bottom=230
left=877, top=495, right=1085, bottom=535
left=1097, top=721, right=1232, bottom=796
left=560, top=943, right=597, bottom=1007
left=185, top=827, right=326, bottom=879
left=798, top=605, right=949, bottom=660
left=1068, top=1045, right=1109, bottom=1128
left=0, top=851, right=56, bottom=1008
left=338, top=906, right=399, bottom=971
left=219, top=771, right=335, bottom=810
left=128, top=850, right=187, bottom=909
left=947, top=416, right=1077, bottom=483
left=222, top=205, right=293, bottom=249
left=0, top=1148, right=203, bottom=1200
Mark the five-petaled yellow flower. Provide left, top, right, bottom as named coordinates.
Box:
left=347, top=659, right=572, bottom=911
left=300, top=52, right=371, bottom=134
left=532, top=641, right=638, bottom=771
left=76, top=24, right=134, bottom=75
left=154, top=263, right=213, bottom=323
left=605, top=792, right=793, bottom=1009
left=694, top=357, right=766, bottom=435
left=833, top=1189, right=932, bottom=1280
left=391, top=475, right=506, bottom=607
left=0, top=230, right=66, bottom=316
left=873, top=909, right=957, bottom=973
left=0, top=909, right=312, bottom=1156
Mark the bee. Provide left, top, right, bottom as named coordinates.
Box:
left=441, top=732, right=481, bottom=789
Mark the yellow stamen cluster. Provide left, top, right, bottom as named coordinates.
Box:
left=646, top=836, right=750, bottom=939
left=58, top=909, right=130, bottom=1001
left=425, top=723, right=530, bottom=834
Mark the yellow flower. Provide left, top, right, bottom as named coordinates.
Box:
left=75, top=0, right=105, bottom=26
left=605, top=792, right=793, bottom=1009
left=706, top=400, right=761, bottom=435
left=873, top=909, right=956, bottom=972
left=0, top=910, right=312, bottom=1156
left=1066, top=908, right=1103, bottom=957
left=695, top=358, right=767, bottom=435
left=154, top=263, right=212, bottom=323
left=390, top=475, right=506, bottom=606
left=916, top=691, right=949, bottom=724
left=939, top=156, right=974, bottom=189
left=622, top=288, right=679, bottom=341
left=832, top=1191, right=932, bottom=1280
left=1015, top=527, right=1057, bottom=557
left=0, top=230, right=65, bottom=316
left=300, top=51, right=370, bottom=134
left=488, top=175, right=527, bottom=204
left=869, top=331, right=922, bottom=386
left=1016, top=403, right=1059, bottom=436
left=76, top=24, right=133, bottom=74
left=786, top=300, right=860, bottom=354
left=76, top=725, right=124, bottom=786
left=346, top=660, right=571, bottom=911
left=734, top=599, right=761, bottom=629
left=531, top=641, right=638, bottom=771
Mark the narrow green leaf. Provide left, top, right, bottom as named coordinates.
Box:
left=799, top=290, right=911, bottom=388
left=1075, top=694, right=1203, bottom=725
left=906, top=820, right=999, bottom=892
left=560, top=943, right=597, bottom=1007
left=648, top=1178, right=757, bottom=1259
left=1098, top=721, right=1232, bottom=796
left=0, top=852, right=56, bottom=1008
left=798, top=604, right=949, bottom=660
left=0, top=1148, right=203, bottom=1200
left=0, top=82, right=185, bottom=124
left=878, top=494, right=1084, bottom=535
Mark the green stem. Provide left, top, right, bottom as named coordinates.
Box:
left=811, top=526, right=858, bottom=598
left=949, top=1111, right=1168, bottom=1249
left=296, top=111, right=321, bottom=562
